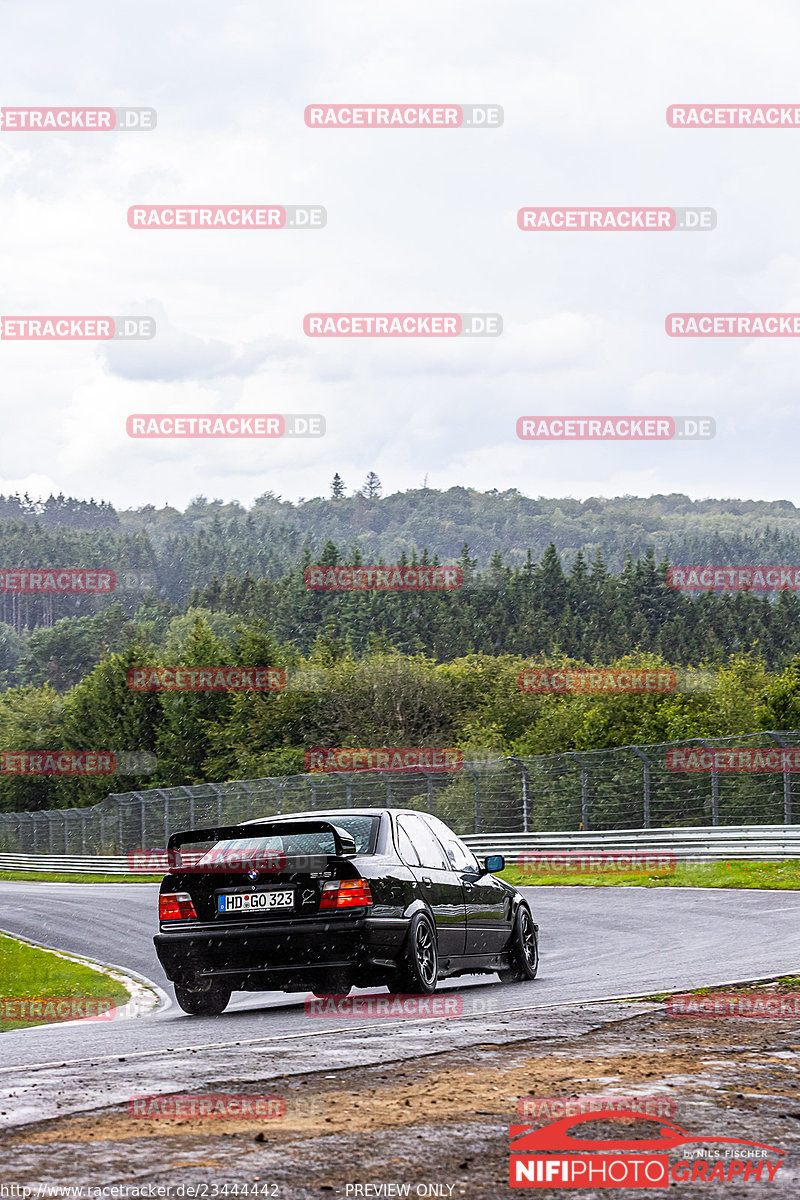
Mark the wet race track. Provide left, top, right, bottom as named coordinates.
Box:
left=1, top=880, right=799, bottom=1123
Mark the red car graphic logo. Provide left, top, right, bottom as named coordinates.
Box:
left=510, top=1111, right=785, bottom=1156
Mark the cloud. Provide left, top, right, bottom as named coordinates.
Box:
left=101, top=303, right=300, bottom=382
left=2, top=0, right=800, bottom=507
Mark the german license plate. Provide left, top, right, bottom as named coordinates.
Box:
left=217, top=889, right=294, bottom=914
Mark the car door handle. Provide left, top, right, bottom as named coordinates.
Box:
left=421, top=876, right=432, bottom=886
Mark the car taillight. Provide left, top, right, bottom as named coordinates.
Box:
left=319, top=879, right=373, bottom=910
left=159, top=892, right=198, bottom=921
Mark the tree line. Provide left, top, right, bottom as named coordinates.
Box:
left=3, top=606, right=800, bottom=812
left=6, top=543, right=800, bottom=691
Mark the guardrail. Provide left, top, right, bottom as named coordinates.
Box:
left=463, top=825, right=800, bottom=862
left=3, top=731, right=800, bottom=854
left=1, top=824, right=799, bottom=873
left=0, top=854, right=138, bottom=873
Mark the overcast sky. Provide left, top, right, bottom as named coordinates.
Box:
left=1, top=0, right=799, bottom=510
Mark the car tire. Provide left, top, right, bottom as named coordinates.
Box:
left=498, top=906, right=538, bottom=982
left=174, top=982, right=231, bottom=1015
left=389, top=912, right=438, bottom=995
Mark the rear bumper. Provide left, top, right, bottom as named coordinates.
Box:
left=154, top=913, right=409, bottom=989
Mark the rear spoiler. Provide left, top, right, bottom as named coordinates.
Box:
left=166, top=819, right=358, bottom=859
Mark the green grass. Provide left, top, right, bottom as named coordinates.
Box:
left=0, top=933, right=131, bottom=1031
left=0, top=870, right=161, bottom=882
left=3, top=860, right=800, bottom=889
left=499, top=859, right=800, bottom=890
left=639, top=975, right=800, bottom=1003
left=685, top=974, right=800, bottom=995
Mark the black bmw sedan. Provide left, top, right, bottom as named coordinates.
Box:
left=153, top=807, right=538, bottom=1014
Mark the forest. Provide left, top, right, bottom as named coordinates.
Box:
left=4, top=484, right=800, bottom=811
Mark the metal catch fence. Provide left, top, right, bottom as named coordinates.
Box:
left=1, top=730, right=799, bottom=855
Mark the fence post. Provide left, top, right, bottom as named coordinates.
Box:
left=507, top=756, right=529, bottom=832
left=81, top=810, right=87, bottom=855
left=631, top=747, right=651, bottom=829
left=331, top=772, right=353, bottom=808
left=164, top=795, right=169, bottom=847
left=211, top=784, right=223, bottom=826
left=464, top=764, right=481, bottom=833
left=696, top=739, right=719, bottom=826
left=767, top=731, right=792, bottom=825
left=568, top=753, right=590, bottom=830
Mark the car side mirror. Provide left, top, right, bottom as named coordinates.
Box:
left=483, top=854, right=505, bottom=874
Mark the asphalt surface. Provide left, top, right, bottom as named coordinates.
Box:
left=2, top=881, right=800, bottom=1059
left=1, top=881, right=799, bottom=1127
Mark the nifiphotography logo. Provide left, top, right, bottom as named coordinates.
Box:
left=509, top=1111, right=785, bottom=1188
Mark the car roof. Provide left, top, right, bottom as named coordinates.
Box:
left=241, top=808, right=430, bottom=824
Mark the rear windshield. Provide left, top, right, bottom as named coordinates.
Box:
left=200, top=815, right=380, bottom=861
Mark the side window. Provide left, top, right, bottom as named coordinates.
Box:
left=401, top=815, right=450, bottom=870
left=424, top=817, right=480, bottom=872
left=395, top=819, right=421, bottom=866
